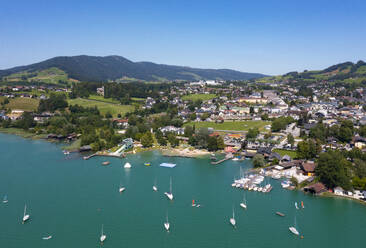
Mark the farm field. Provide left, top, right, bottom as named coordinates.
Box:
left=181, top=94, right=217, bottom=101
left=184, top=120, right=270, bottom=131
left=5, top=97, right=40, bottom=111
left=68, top=98, right=134, bottom=117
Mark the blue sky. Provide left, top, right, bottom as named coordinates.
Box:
left=1, top=0, right=365, bottom=75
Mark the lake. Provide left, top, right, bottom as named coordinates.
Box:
left=0, top=133, right=365, bottom=248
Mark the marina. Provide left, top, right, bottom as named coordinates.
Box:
left=1, top=133, right=366, bottom=248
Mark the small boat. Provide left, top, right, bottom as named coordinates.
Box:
left=119, top=186, right=125, bottom=193
left=42, top=235, right=52, bottom=240
left=240, top=192, right=247, bottom=209
left=276, top=212, right=285, bottom=217
left=144, top=162, right=151, bottom=166
left=196, top=204, right=201, bottom=208
left=63, top=150, right=70, bottom=155
left=164, top=214, right=170, bottom=232
left=22, top=204, right=30, bottom=224
left=289, top=226, right=299, bottom=236
left=301, top=201, right=304, bottom=209
left=192, top=199, right=196, bottom=207
left=232, top=157, right=239, bottom=161
left=281, top=180, right=291, bottom=188
left=295, top=202, right=299, bottom=210
left=3, top=195, right=8, bottom=204
left=124, top=162, right=131, bottom=169
left=164, top=177, right=174, bottom=200
left=100, top=224, right=107, bottom=243
left=289, top=216, right=300, bottom=236
left=102, top=161, right=110, bottom=166
left=153, top=178, right=158, bottom=191
left=229, top=208, right=236, bottom=227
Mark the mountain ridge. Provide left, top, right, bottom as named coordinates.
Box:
left=0, top=55, right=267, bottom=82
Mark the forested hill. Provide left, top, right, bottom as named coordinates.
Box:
left=0, top=55, right=266, bottom=82
left=256, top=60, right=366, bottom=85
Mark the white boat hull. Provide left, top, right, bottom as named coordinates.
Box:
left=164, top=222, right=170, bottom=231
left=23, top=215, right=30, bottom=223
left=100, top=234, right=107, bottom=242
left=230, top=218, right=236, bottom=227
left=289, top=227, right=299, bottom=235
left=240, top=203, right=247, bottom=209
left=153, top=186, right=158, bottom=191
left=165, top=192, right=173, bottom=200
left=119, top=187, right=125, bottom=193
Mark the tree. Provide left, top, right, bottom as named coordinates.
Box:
left=287, top=134, right=295, bottom=146
left=167, top=133, right=179, bottom=147
left=253, top=154, right=265, bottom=168
left=217, top=136, right=225, bottom=150
left=141, top=132, right=153, bottom=147
left=184, top=125, right=194, bottom=138
left=246, top=128, right=259, bottom=140
left=315, top=151, right=352, bottom=190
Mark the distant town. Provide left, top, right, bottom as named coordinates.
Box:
left=1, top=74, right=366, bottom=203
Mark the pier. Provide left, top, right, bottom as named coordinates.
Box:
left=211, top=153, right=233, bottom=165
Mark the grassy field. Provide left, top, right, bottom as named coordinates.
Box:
left=68, top=98, right=134, bottom=117
left=273, top=149, right=297, bottom=159
left=6, top=97, right=40, bottom=111
left=181, top=94, right=217, bottom=101
left=88, top=95, right=120, bottom=104
left=184, top=120, right=270, bottom=131
left=3, top=67, right=71, bottom=85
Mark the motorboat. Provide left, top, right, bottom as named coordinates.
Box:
left=100, top=224, right=107, bottom=243
left=124, top=162, right=131, bottom=169
left=22, top=204, right=30, bottom=223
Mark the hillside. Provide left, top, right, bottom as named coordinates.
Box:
left=0, top=55, right=266, bottom=83
left=256, top=60, right=366, bottom=85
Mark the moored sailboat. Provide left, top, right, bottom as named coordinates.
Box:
left=229, top=207, right=236, bottom=227
left=100, top=224, right=107, bottom=243
left=164, top=213, right=170, bottom=232
left=289, top=216, right=300, bottom=236
left=164, top=177, right=173, bottom=200
left=22, top=204, right=30, bottom=224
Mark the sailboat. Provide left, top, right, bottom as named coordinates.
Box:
left=3, top=195, right=8, bottom=203
left=22, top=204, right=30, bottom=223
left=153, top=178, right=158, bottom=192
left=164, top=213, right=170, bottom=232
left=240, top=192, right=247, bottom=209
left=192, top=199, right=196, bottom=207
left=119, top=183, right=125, bottom=193
left=42, top=235, right=52, bottom=240
left=229, top=207, right=236, bottom=227
left=295, top=202, right=299, bottom=210
left=100, top=224, right=107, bottom=243
left=289, top=216, right=300, bottom=236
left=124, top=162, right=131, bottom=169
left=301, top=201, right=304, bottom=209
left=164, top=177, right=173, bottom=200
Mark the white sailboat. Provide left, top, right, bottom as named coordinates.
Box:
left=100, top=224, right=107, bottom=243
left=42, top=235, right=52, bottom=240
left=289, top=216, right=299, bottom=236
left=164, top=177, right=173, bottom=200
left=22, top=204, right=30, bottom=223
left=240, top=192, right=247, bottom=209
left=164, top=213, right=170, bottom=232
left=295, top=202, right=299, bottom=210
left=3, top=195, right=8, bottom=203
left=119, top=184, right=125, bottom=193
left=153, top=178, right=158, bottom=192
left=229, top=207, right=236, bottom=227
left=124, top=162, right=131, bottom=169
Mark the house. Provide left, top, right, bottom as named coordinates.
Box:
left=160, top=126, right=184, bottom=135
left=96, top=86, right=104, bottom=96
left=304, top=182, right=327, bottom=195
left=7, top=110, right=24, bottom=120
left=113, top=119, right=129, bottom=129
left=334, top=186, right=344, bottom=196
left=281, top=155, right=292, bottom=163
left=301, top=161, right=317, bottom=176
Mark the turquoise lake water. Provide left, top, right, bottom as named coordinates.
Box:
left=0, top=133, right=366, bottom=248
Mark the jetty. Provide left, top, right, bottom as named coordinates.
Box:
left=211, top=153, right=233, bottom=165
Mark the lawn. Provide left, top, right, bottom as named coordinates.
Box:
left=184, top=120, right=270, bottom=131
left=68, top=98, right=134, bottom=117
left=181, top=94, right=217, bottom=101
left=273, top=149, right=297, bottom=159
left=6, top=97, right=40, bottom=111
left=88, top=95, right=120, bottom=104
